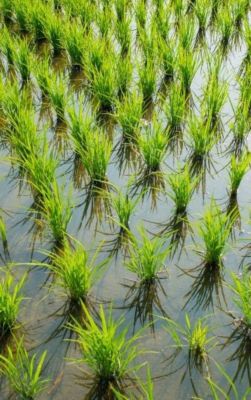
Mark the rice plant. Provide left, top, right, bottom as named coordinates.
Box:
left=167, top=165, right=196, bottom=214
left=70, top=305, right=145, bottom=389
left=187, top=114, right=215, bottom=163
left=45, top=73, right=68, bottom=122
left=14, top=0, right=32, bottom=32
left=116, top=54, right=133, bottom=97
left=0, top=337, right=48, bottom=400
left=48, top=240, right=107, bottom=304
left=217, top=8, right=234, bottom=52
left=230, top=104, right=250, bottom=155
left=116, top=90, right=143, bottom=158
left=0, top=27, right=16, bottom=66
left=164, top=314, right=215, bottom=368
left=229, top=269, right=251, bottom=329
left=39, top=181, right=72, bottom=248
left=138, top=60, right=157, bottom=106
left=45, top=13, right=65, bottom=56
left=163, top=82, right=187, bottom=135
left=13, top=39, right=33, bottom=83
left=0, top=0, right=14, bottom=22
left=126, top=228, right=170, bottom=283
left=159, top=37, right=177, bottom=82
left=0, top=273, right=26, bottom=337
left=65, top=23, right=85, bottom=69
left=30, top=1, right=48, bottom=42
left=197, top=199, right=233, bottom=268
left=132, top=119, right=167, bottom=205
left=178, top=48, right=198, bottom=96
left=229, top=153, right=250, bottom=195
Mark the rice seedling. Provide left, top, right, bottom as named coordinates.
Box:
left=116, top=90, right=143, bottom=149
left=89, top=58, right=118, bottom=113
left=0, top=212, right=7, bottom=250
left=0, top=337, right=48, bottom=400
left=48, top=240, right=107, bottom=304
left=230, top=105, right=250, bottom=156
left=178, top=48, right=198, bottom=96
left=39, top=181, right=72, bottom=248
left=113, top=367, right=154, bottom=399
left=14, top=0, right=32, bottom=32
left=44, top=13, right=65, bottom=56
left=202, top=62, right=228, bottom=127
left=97, top=6, right=113, bottom=38
left=114, top=0, right=129, bottom=22
left=138, top=59, right=157, bottom=106
left=196, top=199, right=233, bottom=268
left=193, top=0, right=211, bottom=41
left=187, top=114, right=215, bottom=166
left=126, top=228, right=170, bottom=283
left=163, top=82, right=187, bottom=136
left=228, top=269, right=251, bottom=330
left=167, top=165, right=196, bottom=214
left=0, top=0, right=14, bottom=22
left=115, top=17, right=131, bottom=56
left=30, top=1, right=48, bottom=42
left=135, top=0, right=147, bottom=32
left=230, top=0, right=249, bottom=32
left=70, top=305, right=145, bottom=391
left=44, top=73, right=68, bottom=122
left=0, top=28, right=16, bottom=66
left=159, top=37, right=177, bottom=82
left=65, top=23, right=85, bottom=69
left=106, top=190, right=138, bottom=255
left=116, top=54, right=133, bottom=97
left=13, top=39, right=34, bottom=83
left=0, top=273, right=26, bottom=338
left=178, top=18, right=195, bottom=51
left=217, top=8, right=234, bottom=52
left=35, top=57, right=53, bottom=97
left=163, top=314, right=215, bottom=369
left=132, top=118, right=167, bottom=205
left=229, top=152, right=250, bottom=196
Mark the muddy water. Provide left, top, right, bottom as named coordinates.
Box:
left=0, top=24, right=251, bottom=400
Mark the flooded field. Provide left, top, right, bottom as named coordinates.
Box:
left=0, top=0, right=251, bottom=399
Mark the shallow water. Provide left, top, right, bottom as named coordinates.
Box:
left=1, top=5, right=251, bottom=400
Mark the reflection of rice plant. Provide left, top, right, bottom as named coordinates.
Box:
left=113, top=367, right=154, bottom=400
left=0, top=337, right=48, bottom=400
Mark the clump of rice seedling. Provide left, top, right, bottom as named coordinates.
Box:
left=30, top=1, right=48, bottom=42
left=229, top=152, right=250, bottom=196
left=35, top=57, right=53, bottom=97
left=228, top=269, right=251, bottom=330
left=115, top=17, right=131, bottom=55
left=217, top=8, right=234, bottom=52
left=159, top=37, right=177, bottom=82
left=202, top=61, right=228, bottom=127
left=116, top=90, right=143, bottom=169
left=164, top=314, right=215, bottom=368
left=45, top=13, right=65, bottom=56
left=135, top=0, right=147, bottom=31
left=230, top=0, right=248, bottom=31
left=39, top=181, right=72, bottom=249
left=48, top=240, right=107, bottom=304
left=116, top=54, right=133, bottom=97
left=89, top=58, right=118, bottom=113
left=70, top=305, right=144, bottom=392
left=14, top=0, right=32, bottom=32
left=187, top=114, right=215, bottom=173
left=138, top=59, right=157, bottom=107
left=178, top=17, right=195, bottom=51
left=193, top=0, right=211, bottom=42
left=178, top=48, right=198, bottom=96
left=167, top=165, right=196, bottom=214
left=0, top=0, right=14, bottom=22
left=75, top=128, right=112, bottom=225
left=113, top=367, right=154, bottom=399
left=0, top=27, right=16, bottom=66
left=197, top=199, right=233, bottom=268
left=13, top=39, right=33, bottom=83
left=0, top=212, right=7, bottom=250
left=0, top=273, right=26, bottom=338
left=132, top=119, right=168, bottom=205
left=163, top=82, right=187, bottom=136
left=0, top=337, right=48, bottom=400
left=230, top=104, right=250, bottom=155
left=44, top=73, right=69, bottom=122
left=97, top=6, right=113, bottom=37
left=126, top=228, right=170, bottom=283
left=65, top=22, right=85, bottom=69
